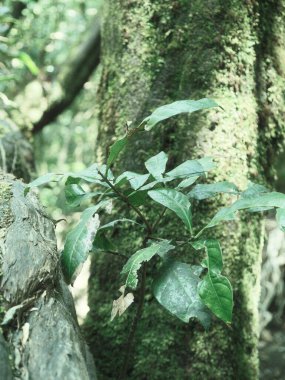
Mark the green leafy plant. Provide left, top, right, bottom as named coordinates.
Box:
left=25, top=98, right=285, bottom=372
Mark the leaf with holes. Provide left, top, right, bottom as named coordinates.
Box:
left=121, top=243, right=173, bottom=289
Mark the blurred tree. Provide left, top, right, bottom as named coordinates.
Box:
left=85, top=1, right=285, bottom=380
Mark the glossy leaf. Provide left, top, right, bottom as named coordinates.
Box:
left=198, top=272, right=233, bottom=323
left=152, top=260, right=212, bottom=328
left=188, top=181, right=238, bottom=200
left=61, top=201, right=109, bottom=283
left=148, top=189, right=192, bottom=231
left=121, top=243, right=171, bottom=289
left=143, top=98, right=219, bottom=131
left=107, top=136, right=128, bottom=168
left=145, top=151, right=168, bottom=179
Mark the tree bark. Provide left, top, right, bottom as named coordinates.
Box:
left=0, top=121, right=97, bottom=379
left=85, top=1, right=285, bottom=379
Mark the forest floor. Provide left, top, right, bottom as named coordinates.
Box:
left=259, top=326, right=285, bottom=379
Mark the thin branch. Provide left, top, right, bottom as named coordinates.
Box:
left=119, top=262, right=147, bottom=380
left=32, top=20, right=101, bottom=133
left=98, top=171, right=152, bottom=235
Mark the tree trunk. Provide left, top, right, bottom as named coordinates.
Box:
left=0, top=119, right=97, bottom=379
left=85, top=1, right=285, bottom=379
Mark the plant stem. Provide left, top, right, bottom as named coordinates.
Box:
left=98, top=170, right=152, bottom=234
left=103, top=250, right=128, bottom=259
left=119, top=262, right=147, bottom=380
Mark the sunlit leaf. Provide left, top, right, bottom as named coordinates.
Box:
left=166, top=157, right=215, bottom=179
left=116, top=171, right=149, bottom=190
left=176, top=176, right=200, bottom=189
left=148, top=189, right=192, bottom=231
left=145, top=151, right=168, bottom=179
left=152, top=260, right=212, bottom=329
left=143, top=98, right=220, bottom=131
left=188, top=181, right=239, bottom=200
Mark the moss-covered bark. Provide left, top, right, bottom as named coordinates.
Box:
left=86, top=1, right=285, bottom=379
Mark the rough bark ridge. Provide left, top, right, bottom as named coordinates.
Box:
left=0, top=123, right=96, bottom=378
left=86, top=1, right=285, bottom=379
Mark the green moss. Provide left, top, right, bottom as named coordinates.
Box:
left=85, top=1, right=277, bottom=379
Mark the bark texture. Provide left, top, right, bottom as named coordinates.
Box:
left=0, top=122, right=96, bottom=378
left=86, top=1, right=285, bottom=379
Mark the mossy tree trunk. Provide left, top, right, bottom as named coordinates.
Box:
left=86, top=1, right=285, bottom=380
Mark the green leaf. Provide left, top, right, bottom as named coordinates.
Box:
left=156, top=240, right=175, bottom=258
left=25, top=173, right=64, bottom=194
left=192, top=239, right=223, bottom=274
left=198, top=272, right=233, bottom=323
left=145, top=151, right=168, bottom=179
left=148, top=189, right=192, bottom=231
left=68, top=163, right=113, bottom=185
left=166, top=157, right=215, bottom=179
left=177, top=176, right=200, bottom=189
left=127, top=190, right=148, bottom=207
left=93, top=233, right=116, bottom=252
left=205, top=191, right=285, bottom=231
left=152, top=260, right=212, bottom=329
left=276, top=208, right=285, bottom=232
left=18, top=52, right=40, bottom=75
left=188, top=181, right=239, bottom=200
left=99, top=218, right=141, bottom=230
left=121, top=243, right=171, bottom=289
left=61, top=200, right=109, bottom=284
left=240, top=181, right=268, bottom=198
left=143, top=98, right=219, bottom=131
left=116, top=171, right=149, bottom=190
left=65, top=184, right=103, bottom=207
left=107, top=136, right=128, bottom=168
